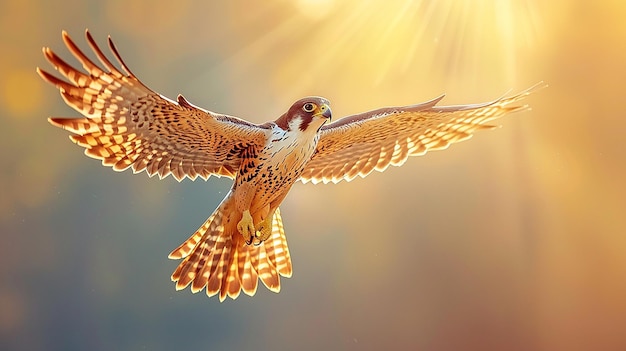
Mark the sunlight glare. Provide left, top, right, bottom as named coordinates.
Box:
left=294, top=0, right=336, bottom=20
left=196, top=0, right=542, bottom=107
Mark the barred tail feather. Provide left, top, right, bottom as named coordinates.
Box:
left=169, top=199, right=293, bottom=301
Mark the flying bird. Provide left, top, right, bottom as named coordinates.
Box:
left=39, top=30, right=542, bottom=301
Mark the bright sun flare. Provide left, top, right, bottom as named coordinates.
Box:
left=200, top=0, right=540, bottom=101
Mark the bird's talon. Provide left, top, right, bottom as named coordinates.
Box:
left=255, top=216, right=273, bottom=242
left=237, top=210, right=255, bottom=244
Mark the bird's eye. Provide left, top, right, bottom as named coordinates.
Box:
left=302, top=103, right=316, bottom=113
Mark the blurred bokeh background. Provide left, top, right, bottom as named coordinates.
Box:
left=1, top=0, right=625, bottom=350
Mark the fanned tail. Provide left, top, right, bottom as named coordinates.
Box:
left=168, top=197, right=292, bottom=301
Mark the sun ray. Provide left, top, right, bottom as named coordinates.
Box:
left=191, top=0, right=541, bottom=102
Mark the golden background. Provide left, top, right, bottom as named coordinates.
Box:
left=1, top=0, right=625, bottom=350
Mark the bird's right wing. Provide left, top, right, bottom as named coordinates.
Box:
left=39, top=30, right=270, bottom=181
left=299, top=83, right=544, bottom=184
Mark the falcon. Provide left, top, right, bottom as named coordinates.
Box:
left=39, top=30, right=542, bottom=301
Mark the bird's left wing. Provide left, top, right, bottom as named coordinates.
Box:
left=39, top=30, right=270, bottom=181
left=299, top=83, right=544, bottom=184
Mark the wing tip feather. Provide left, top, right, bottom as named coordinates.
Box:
left=48, top=117, right=63, bottom=128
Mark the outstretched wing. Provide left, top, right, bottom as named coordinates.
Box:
left=299, top=83, right=544, bottom=184
left=39, top=30, right=269, bottom=181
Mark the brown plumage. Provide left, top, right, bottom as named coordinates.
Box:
left=39, top=30, right=543, bottom=301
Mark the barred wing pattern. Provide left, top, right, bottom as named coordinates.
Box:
left=299, top=84, right=543, bottom=184
left=38, top=30, right=269, bottom=181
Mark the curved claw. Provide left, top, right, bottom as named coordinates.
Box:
left=237, top=210, right=255, bottom=244
left=255, top=216, right=273, bottom=242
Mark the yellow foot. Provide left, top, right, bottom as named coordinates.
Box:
left=237, top=210, right=255, bottom=245
left=254, top=215, right=274, bottom=243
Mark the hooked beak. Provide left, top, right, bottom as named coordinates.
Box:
left=315, top=103, right=332, bottom=121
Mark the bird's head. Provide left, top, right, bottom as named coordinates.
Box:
left=275, top=97, right=332, bottom=132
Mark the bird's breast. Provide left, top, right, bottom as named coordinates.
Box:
left=263, top=128, right=319, bottom=173
left=247, top=127, right=319, bottom=192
